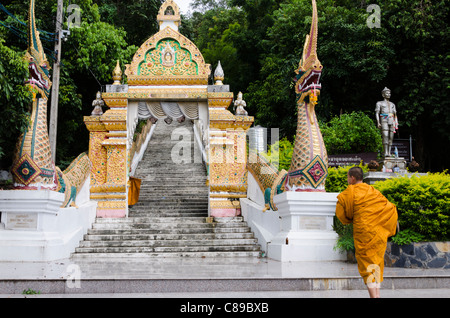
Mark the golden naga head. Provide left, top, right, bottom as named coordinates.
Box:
left=294, top=0, right=323, bottom=105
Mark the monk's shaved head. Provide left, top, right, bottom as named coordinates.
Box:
left=348, top=167, right=364, bottom=181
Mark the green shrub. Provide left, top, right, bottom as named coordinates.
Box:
left=264, top=137, right=294, bottom=172
left=333, top=222, right=354, bottom=252
left=325, top=164, right=368, bottom=193
left=373, top=172, right=450, bottom=241
left=321, top=111, right=382, bottom=155
left=391, top=229, right=425, bottom=246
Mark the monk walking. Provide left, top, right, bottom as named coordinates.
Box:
left=335, top=167, right=398, bottom=298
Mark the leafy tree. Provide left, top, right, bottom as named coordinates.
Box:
left=54, top=0, right=138, bottom=166
left=93, top=0, right=162, bottom=47
left=321, top=111, right=383, bottom=155
left=0, top=39, right=32, bottom=168
left=191, top=0, right=231, bottom=12
left=245, top=0, right=394, bottom=139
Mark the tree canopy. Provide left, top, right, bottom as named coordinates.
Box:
left=0, top=0, right=448, bottom=171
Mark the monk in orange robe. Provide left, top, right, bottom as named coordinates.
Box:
left=335, top=167, right=398, bottom=298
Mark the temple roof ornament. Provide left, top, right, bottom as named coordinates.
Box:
left=157, top=0, right=181, bottom=32
left=214, top=61, right=225, bottom=85
left=125, top=1, right=211, bottom=86
left=112, top=60, right=122, bottom=85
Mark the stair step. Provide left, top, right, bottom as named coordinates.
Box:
left=71, top=251, right=262, bottom=259
left=127, top=213, right=208, bottom=218
left=92, top=224, right=213, bottom=230
left=85, top=231, right=254, bottom=239
left=75, top=245, right=260, bottom=254
left=127, top=211, right=208, bottom=216
left=87, top=227, right=251, bottom=235
left=94, top=217, right=226, bottom=224
left=79, top=238, right=258, bottom=248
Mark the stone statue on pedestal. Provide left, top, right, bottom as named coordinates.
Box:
left=375, top=87, right=407, bottom=172
left=234, top=92, right=248, bottom=116
left=375, top=87, right=398, bottom=158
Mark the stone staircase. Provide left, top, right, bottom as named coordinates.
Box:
left=72, top=120, right=261, bottom=259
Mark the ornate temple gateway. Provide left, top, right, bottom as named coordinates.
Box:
left=84, top=0, right=254, bottom=219
left=1, top=0, right=344, bottom=262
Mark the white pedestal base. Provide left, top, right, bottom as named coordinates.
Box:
left=267, top=191, right=346, bottom=262
left=0, top=188, right=97, bottom=261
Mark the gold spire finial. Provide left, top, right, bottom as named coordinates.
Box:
left=214, top=61, right=224, bottom=85
left=112, top=60, right=122, bottom=85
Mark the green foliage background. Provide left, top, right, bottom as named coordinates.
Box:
left=373, top=172, right=450, bottom=242
left=321, top=111, right=382, bottom=155
left=0, top=0, right=449, bottom=172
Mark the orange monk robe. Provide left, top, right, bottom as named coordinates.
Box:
left=128, top=177, right=142, bottom=206
left=336, top=183, right=398, bottom=284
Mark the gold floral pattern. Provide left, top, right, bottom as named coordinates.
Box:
left=138, top=39, right=198, bottom=77
left=125, top=26, right=210, bottom=85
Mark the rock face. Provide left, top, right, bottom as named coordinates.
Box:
left=385, top=242, right=450, bottom=269
left=73, top=121, right=261, bottom=258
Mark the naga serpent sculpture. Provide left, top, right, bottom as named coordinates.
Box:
left=285, top=0, right=328, bottom=192
left=247, top=0, right=328, bottom=211
left=11, top=0, right=91, bottom=207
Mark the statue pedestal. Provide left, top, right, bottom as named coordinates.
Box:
left=364, top=171, right=428, bottom=185
left=0, top=187, right=97, bottom=261
left=381, top=157, right=407, bottom=173
left=267, top=192, right=346, bottom=262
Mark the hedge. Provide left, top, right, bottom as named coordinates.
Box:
left=373, top=172, right=450, bottom=242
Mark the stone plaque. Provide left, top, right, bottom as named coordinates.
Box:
left=328, top=152, right=377, bottom=167
left=6, top=213, right=38, bottom=230
left=299, top=216, right=326, bottom=230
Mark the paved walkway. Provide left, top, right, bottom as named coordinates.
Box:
left=2, top=289, right=450, bottom=298
left=0, top=257, right=448, bottom=297
left=1, top=257, right=447, bottom=280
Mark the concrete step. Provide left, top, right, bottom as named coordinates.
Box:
left=92, top=223, right=217, bottom=230
left=2, top=258, right=449, bottom=295
left=84, top=232, right=255, bottom=241
left=134, top=196, right=209, bottom=201
left=93, top=216, right=224, bottom=224
left=74, top=245, right=261, bottom=254
left=87, top=227, right=251, bottom=235
left=131, top=202, right=208, bottom=207
left=129, top=208, right=208, bottom=212
left=71, top=251, right=262, bottom=259
left=79, top=238, right=258, bottom=248
left=127, top=209, right=208, bottom=215
left=127, top=212, right=208, bottom=218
